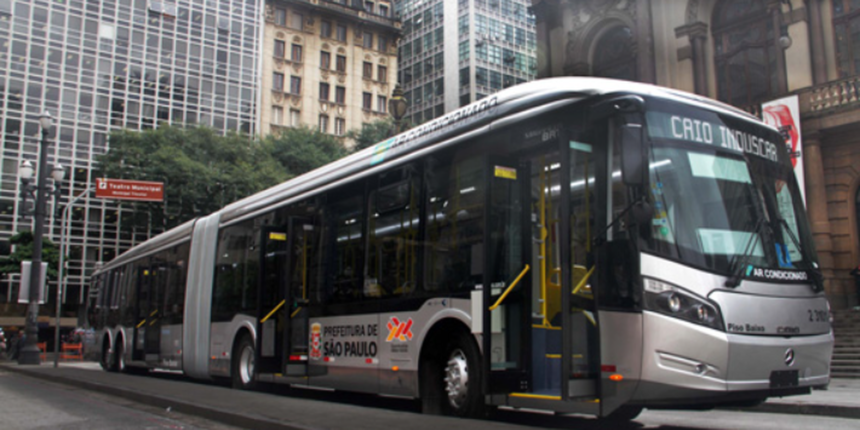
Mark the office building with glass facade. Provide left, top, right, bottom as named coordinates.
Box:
left=394, top=0, right=536, bottom=125
left=0, top=0, right=261, bottom=324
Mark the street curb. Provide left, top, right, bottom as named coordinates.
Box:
left=1, top=365, right=318, bottom=430
left=740, top=402, right=860, bottom=420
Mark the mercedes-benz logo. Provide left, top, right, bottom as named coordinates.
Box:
left=784, top=348, right=796, bottom=367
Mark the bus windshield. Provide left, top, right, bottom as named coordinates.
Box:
left=643, top=106, right=817, bottom=279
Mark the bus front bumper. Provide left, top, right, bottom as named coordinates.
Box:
left=631, top=312, right=833, bottom=404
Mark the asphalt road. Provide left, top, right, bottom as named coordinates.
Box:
left=2, top=364, right=859, bottom=430
left=0, top=368, right=240, bottom=430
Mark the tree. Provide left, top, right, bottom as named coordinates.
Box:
left=0, top=232, right=61, bottom=279
left=96, top=125, right=287, bottom=232
left=346, top=118, right=397, bottom=152
left=264, top=126, right=349, bottom=176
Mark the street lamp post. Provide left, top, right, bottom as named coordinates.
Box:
left=388, top=84, right=409, bottom=135
left=17, top=110, right=64, bottom=365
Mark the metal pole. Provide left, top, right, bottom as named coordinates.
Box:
left=18, top=128, right=51, bottom=364
left=54, top=186, right=93, bottom=368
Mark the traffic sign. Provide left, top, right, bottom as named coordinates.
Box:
left=95, top=178, right=164, bottom=202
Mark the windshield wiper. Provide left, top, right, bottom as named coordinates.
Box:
left=724, top=217, right=767, bottom=288
left=776, top=217, right=824, bottom=292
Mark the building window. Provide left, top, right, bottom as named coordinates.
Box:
left=336, top=55, right=347, bottom=72
left=273, top=72, right=285, bottom=91
left=363, top=62, right=373, bottom=79
left=320, top=51, right=331, bottom=69
left=291, top=44, right=303, bottom=62
left=290, top=76, right=302, bottom=94
left=592, top=26, right=637, bottom=81
left=365, top=1, right=374, bottom=13
left=274, top=40, right=286, bottom=58
left=335, top=86, right=346, bottom=104
left=335, top=118, right=346, bottom=136
left=834, top=1, right=860, bottom=77
left=363, top=31, right=373, bottom=48
left=290, top=12, right=304, bottom=30
left=319, top=114, right=329, bottom=133
left=320, top=82, right=330, bottom=101
left=321, top=20, right=332, bottom=38
left=272, top=106, right=283, bottom=125
left=379, top=5, right=389, bottom=17
left=712, top=0, right=779, bottom=107
left=275, top=8, right=287, bottom=26
left=290, top=109, right=301, bottom=127
left=378, top=65, right=387, bottom=82
left=378, top=36, right=388, bottom=52
left=337, top=24, right=347, bottom=42
left=362, top=92, right=372, bottom=110
left=377, top=95, right=387, bottom=113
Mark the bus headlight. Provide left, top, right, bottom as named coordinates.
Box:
left=644, top=278, right=724, bottom=331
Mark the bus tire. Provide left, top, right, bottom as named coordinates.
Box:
left=113, top=338, right=126, bottom=373
left=101, top=337, right=116, bottom=372
left=422, top=330, right=483, bottom=418
left=231, top=334, right=257, bottom=390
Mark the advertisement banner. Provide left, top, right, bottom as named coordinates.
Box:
left=762, top=95, right=805, bottom=205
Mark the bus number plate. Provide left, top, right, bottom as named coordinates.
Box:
left=769, top=370, right=798, bottom=388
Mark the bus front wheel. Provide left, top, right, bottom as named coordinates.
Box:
left=231, top=335, right=257, bottom=390
left=422, top=330, right=483, bottom=418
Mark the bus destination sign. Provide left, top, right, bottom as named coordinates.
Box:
left=96, top=178, right=164, bottom=202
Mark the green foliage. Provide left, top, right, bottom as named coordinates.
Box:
left=0, top=232, right=62, bottom=279
left=96, top=125, right=287, bottom=232
left=346, top=118, right=397, bottom=152
left=263, top=126, right=349, bottom=177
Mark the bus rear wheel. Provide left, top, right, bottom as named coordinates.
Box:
left=422, top=331, right=483, bottom=418
left=101, top=338, right=116, bottom=372
left=231, top=335, right=257, bottom=390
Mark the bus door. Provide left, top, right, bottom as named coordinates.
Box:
left=257, top=225, right=290, bottom=374
left=143, top=260, right=164, bottom=362
left=285, top=217, right=317, bottom=377
left=133, top=261, right=152, bottom=362
left=483, top=155, right=530, bottom=393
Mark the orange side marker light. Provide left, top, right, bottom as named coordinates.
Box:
left=609, top=374, right=623, bottom=382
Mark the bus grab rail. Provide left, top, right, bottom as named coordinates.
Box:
left=261, top=300, right=286, bottom=323
left=572, top=266, right=595, bottom=295
left=489, top=264, right=530, bottom=311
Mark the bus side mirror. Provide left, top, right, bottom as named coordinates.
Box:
left=620, top=123, right=644, bottom=187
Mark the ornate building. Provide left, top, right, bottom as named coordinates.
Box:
left=533, top=0, right=860, bottom=309
left=261, top=0, right=400, bottom=142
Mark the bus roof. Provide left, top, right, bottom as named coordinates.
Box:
left=94, top=77, right=767, bottom=275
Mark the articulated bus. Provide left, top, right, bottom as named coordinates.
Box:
left=87, top=78, right=833, bottom=420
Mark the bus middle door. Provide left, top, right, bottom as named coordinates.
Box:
left=285, top=217, right=316, bottom=377
left=256, top=225, right=289, bottom=375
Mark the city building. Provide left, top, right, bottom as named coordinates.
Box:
left=394, top=0, right=537, bottom=125
left=260, top=0, right=400, bottom=141
left=0, top=0, right=262, bottom=324
left=531, top=0, right=860, bottom=309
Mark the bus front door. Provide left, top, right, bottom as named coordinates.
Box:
left=483, top=155, right=529, bottom=394
left=256, top=226, right=290, bottom=374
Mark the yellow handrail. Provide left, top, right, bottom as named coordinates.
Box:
left=572, top=266, right=595, bottom=295
left=261, top=299, right=286, bottom=323
left=489, top=264, right=531, bottom=311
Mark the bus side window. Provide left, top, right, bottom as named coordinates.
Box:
left=424, top=154, right=484, bottom=293
left=327, top=193, right=366, bottom=303
left=366, top=164, right=421, bottom=298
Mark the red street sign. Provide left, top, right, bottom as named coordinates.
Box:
left=95, top=178, right=164, bottom=202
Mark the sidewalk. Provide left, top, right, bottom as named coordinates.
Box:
left=1, top=361, right=858, bottom=428
left=744, top=378, right=860, bottom=419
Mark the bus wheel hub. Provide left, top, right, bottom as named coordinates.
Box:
left=444, top=349, right=469, bottom=408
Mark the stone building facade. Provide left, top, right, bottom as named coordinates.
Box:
left=261, top=0, right=400, bottom=142
left=532, top=0, right=860, bottom=308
